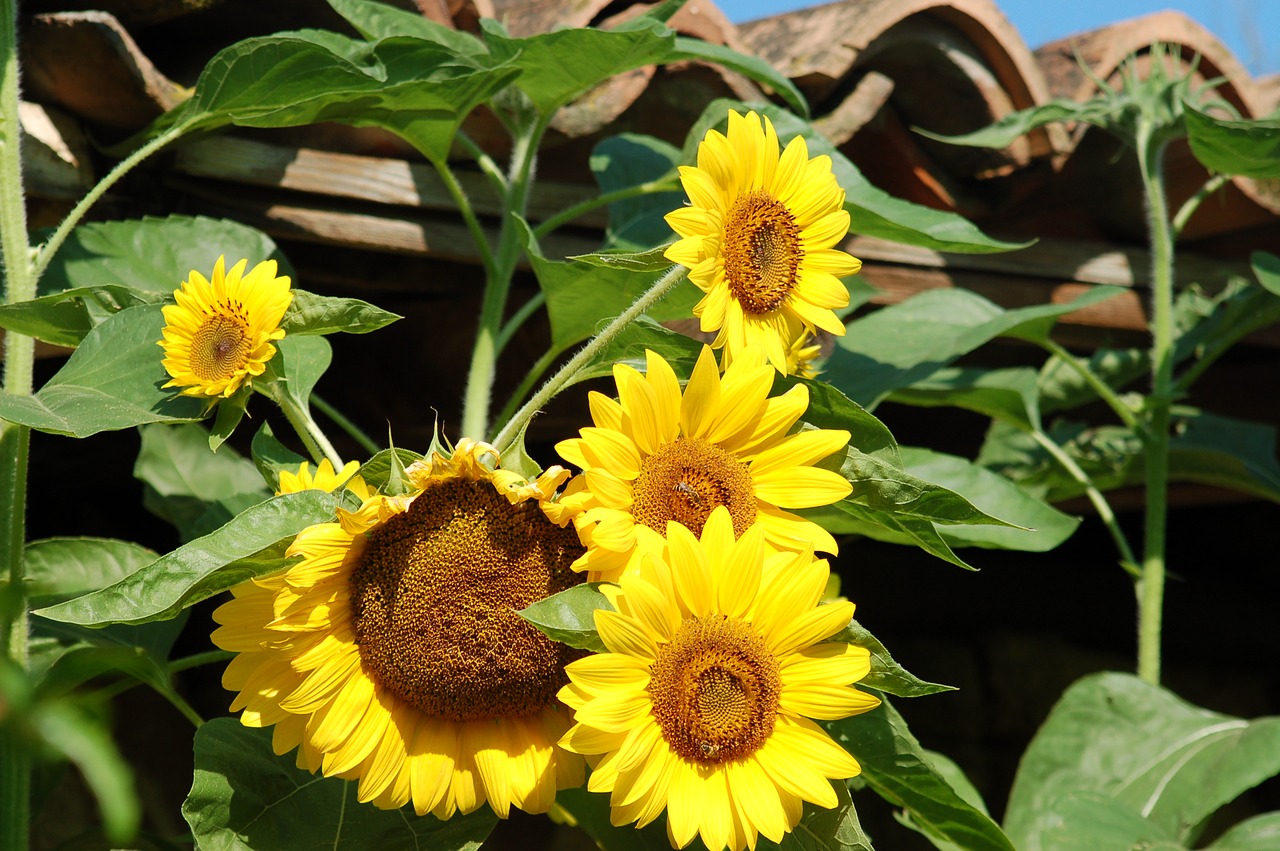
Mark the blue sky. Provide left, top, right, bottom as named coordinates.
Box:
left=728, top=0, right=1278, bottom=77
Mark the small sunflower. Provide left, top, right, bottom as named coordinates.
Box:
left=212, top=440, right=586, bottom=818
left=159, top=255, right=293, bottom=398
left=276, top=458, right=362, bottom=496
left=558, top=508, right=880, bottom=851
left=664, top=109, right=862, bottom=374
left=555, top=346, right=852, bottom=582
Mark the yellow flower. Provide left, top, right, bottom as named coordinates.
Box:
left=722, top=327, right=824, bottom=380
left=664, top=109, right=861, bottom=374
left=212, top=441, right=586, bottom=818
left=555, top=346, right=852, bottom=582
left=159, top=255, right=293, bottom=398
left=558, top=508, right=880, bottom=851
left=276, top=459, right=363, bottom=496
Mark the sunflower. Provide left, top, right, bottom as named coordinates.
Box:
left=159, top=255, right=293, bottom=398
left=555, top=346, right=852, bottom=582
left=276, top=458, right=363, bottom=496
left=558, top=507, right=880, bottom=851
left=212, top=440, right=587, bottom=818
left=664, top=109, right=862, bottom=375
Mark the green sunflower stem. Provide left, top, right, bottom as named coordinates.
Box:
left=1, top=0, right=33, bottom=843
left=275, top=391, right=344, bottom=470
left=1136, top=124, right=1174, bottom=687
left=491, top=264, right=689, bottom=456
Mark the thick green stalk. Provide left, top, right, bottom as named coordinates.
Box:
left=0, top=0, right=32, bottom=843
left=271, top=389, right=343, bottom=470
left=491, top=264, right=688, bottom=455
left=460, top=115, right=548, bottom=441
left=1136, top=124, right=1174, bottom=686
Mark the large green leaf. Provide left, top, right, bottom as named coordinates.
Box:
left=896, top=448, right=1079, bottom=552
left=263, top=335, right=334, bottom=416
left=808, top=500, right=974, bottom=570
left=326, top=0, right=486, bottom=56
left=828, top=286, right=1128, bottom=408
left=755, top=105, right=1030, bottom=254
left=889, top=367, right=1041, bottom=432
left=282, top=290, right=401, bottom=336
left=184, top=719, right=497, bottom=850
left=1172, top=276, right=1280, bottom=392
left=916, top=99, right=1115, bottom=150
left=763, top=783, right=874, bottom=850
left=670, top=37, right=807, bottom=118
left=590, top=133, right=683, bottom=251
left=1255, top=252, right=1280, bottom=297
left=1032, top=791, right=1182, bottom=851
left=779, top=376, right=902, bottom=465
left=1184, top=105, right=1280, bottom=179
left=145, top=32, right=518, bottom=163
left=1207, top=813, right=1280, bottom=850
left=1037, top=347, right=1147, bottom=416
left=828, top=697, right=1014, bottom=851
left=480, top=19, right=675, bottom=114
left=0, top=284, right=161, bottom=347
left=37, top=215, right=292, bottom=298
left=21, top=537, right=159, bottom=605
left=525, top=222, right=700, bottom=352
left=0, top=304, right=206, bottom=437
left=570, top=316, right=705, bottom=388
left=33, top=490, right=336, bottom=627
left=135, top=423, right=270, bottom=541
left=1004, top=672, right=1280, bottom=849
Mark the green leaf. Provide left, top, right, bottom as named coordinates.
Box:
left=0, top=305, right=206, bottom=437
left=481, top=21, right=675, bottom=114
left=251, top=421, right=307, bottom=491
left=896, top=448, right=1079, bottom=552
left=184, top=719, right=498, bottom=850
left=670, top=37, right=807, bottom=118
left=135, top=423, right=270, bottom=542
left=34, top=702, right=140, bottom=843
left=828, top=286, right=1127, bottom=408
left=33, top=491, right=337, bottom=627
left=1206, top=813, right=1280, bottom=850
left=807, top=501, right=974, bottom=570
left=827, top=697, right=1014, bottom=851
left=1254, top=252, right=1280, bottom=297
left=590, top=133, right=683, bottom=252
left=754, top=104, right=1030, bottom=254
left=1004, top=672, right=1280, bottom=849
left=264, top=334, right=333, bottom=413
left=146, top=32, right=519, bottom=163
left=33, top=643, right=171, bottom=699
left=1184, top=105, right=1280, bottom=178
left=0, top=284, right=161, bottom=347
left=764, top=782, right=874, bottom=850
left=916, top=99, right=1114, bottom=150
left=358, top=447, right=425, bottom=492
left=37, top=215, right=292, bottom=299
left=1034, top=791, right=1183, bottom=851
left=283, top=289, right=402, bottom=336
left=889, top=367, right=1041, bottom=432
left=21, top=537, right=160, bottom=604
left=832, top=619, right=954, bottom=698
left=569, top=246, right=676, bottom=272
left=572, top=316, right=705, bottom=386
left=209, top=384, right=251, bottom=452
left=1173, top=278, right=1280, bottom=383
left=326, top=0, right=486, bottom=56
left=524, top=222, right=700, bottom=352
left=518, top=583, right=613, bottom=654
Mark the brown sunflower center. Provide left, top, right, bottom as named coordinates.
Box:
left=722, top=189, right=803, bottom=315
left=348, top=478, right=585, bottom=722
left=629, top=438, right=756, bottom=538
left=648, top=614, right=780, bottom=763
left=190, top=310, right=252, bottom=381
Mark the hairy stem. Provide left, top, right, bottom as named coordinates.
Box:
left=1040, top=338, right=1141, bottom=432
left=311, top=392, right=379, bottom=456
left=1137, top=125, right=1174, bottom=686
left=1, top=0, right=33, bottom=843
left=532, top=176, right=680, bottom=239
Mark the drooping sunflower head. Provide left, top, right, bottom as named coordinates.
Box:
left=555, top=345, right=852, bottom=582
left=212, top=441, right=587, bottom=819
left=159, top=255, right=293, bottom=398
left=558, top=507, right=880, bottom=851
left=664, top=109, right=862, bottom=375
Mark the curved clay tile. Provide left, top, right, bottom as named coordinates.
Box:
left=740, top=0, right=1062, bottom=219
left=22, top=11, right=188, bottom=133
left=1033, top=11, right=1278, bottom=242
